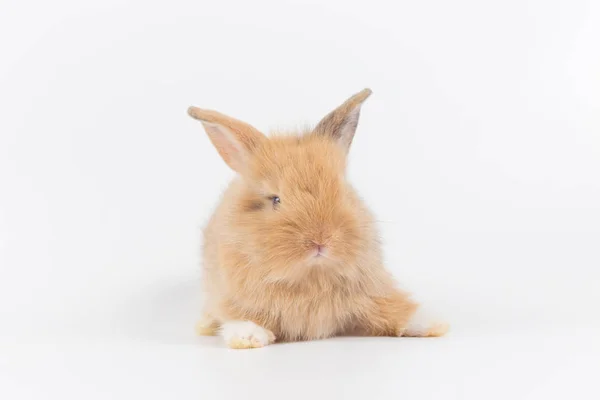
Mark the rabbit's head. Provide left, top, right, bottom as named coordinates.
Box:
left=189, top=89, right=375, bottom=279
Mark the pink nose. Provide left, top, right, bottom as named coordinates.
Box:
left=311, top=241, right=326, bottom=255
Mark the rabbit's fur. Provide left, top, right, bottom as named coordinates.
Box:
left=189, top=89, right=448, bottom=348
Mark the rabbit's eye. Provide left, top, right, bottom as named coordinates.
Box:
left=270, top=196, right=281, bottom=207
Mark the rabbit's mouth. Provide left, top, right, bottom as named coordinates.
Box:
left=306, top=243, right=337, bottom=265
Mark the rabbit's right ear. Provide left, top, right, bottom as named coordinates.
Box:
left=188, top=107, right=266, bottom=172
left=313, top=88, right=372, bottom=152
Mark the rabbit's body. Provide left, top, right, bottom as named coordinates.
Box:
left=201, top=175, right=413, bottom=342
left=189, top=89, right=448, bottom=348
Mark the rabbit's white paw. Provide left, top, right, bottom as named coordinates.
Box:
left=221, top=321, right=276, bottom=349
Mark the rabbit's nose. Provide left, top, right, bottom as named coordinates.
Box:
left=309, top=241, right=327, bottom=257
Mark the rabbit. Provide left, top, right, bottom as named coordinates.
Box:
left=188, top=88, right=448, bottom=349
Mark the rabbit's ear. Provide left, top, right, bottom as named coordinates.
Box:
left=313, top=88, right=372, bottom=152
left=188, top=107, right=266, bottom=172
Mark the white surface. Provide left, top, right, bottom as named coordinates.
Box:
left=1, top=0, right=599, bottom=399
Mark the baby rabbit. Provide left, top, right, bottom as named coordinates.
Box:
left=189, top=89, right=448, bottom=349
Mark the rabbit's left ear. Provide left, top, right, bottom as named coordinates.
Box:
left=187, top=106, right=266, bottom=173
left=313, top=88, right=372, bottom=152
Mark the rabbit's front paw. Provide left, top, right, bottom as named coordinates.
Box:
left=196, top=316, right=219, bottom=336
left=221, top=321, right=276, bottom=349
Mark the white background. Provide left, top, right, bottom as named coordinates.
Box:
left=1, top=0, right=599, bottom=399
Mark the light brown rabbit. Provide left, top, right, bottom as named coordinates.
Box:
left=189, top=89, right=448, bottom=349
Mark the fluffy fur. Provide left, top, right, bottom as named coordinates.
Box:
left=188, top=89, right=448, bottom=348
